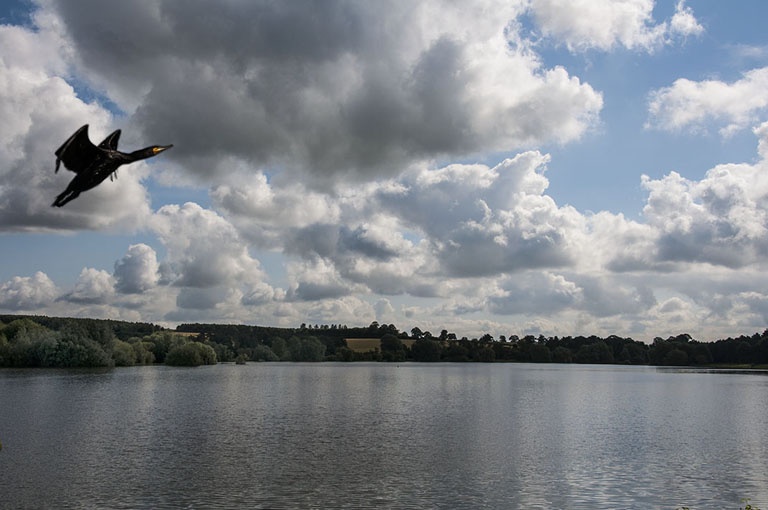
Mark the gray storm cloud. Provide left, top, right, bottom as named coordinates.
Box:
left=48, top=0, right=602, bottom=183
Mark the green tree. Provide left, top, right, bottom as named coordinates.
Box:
left=251, top=344, right=279, bottom=362
left=575, top=341, right=614, bottom=364
left=144, top=331, right=179, bottom=363
left=3, top=318, right=48, bottom=341
left=271, top=337, right=290, bottom=361
left=132, top=340, right=156, bottom=364
left=689, top=343, right=712, bottom=365
left=54, top=334, right=113, bottom=367
left=165, top=342, right=217, bottom=366
left=335, top=346, right=355, bottom=362
left=15, top=327, right=59, bottom=367
left=552, top=346, right=573, bottom=363
left=113, top=340, right=137, bottom=366
left=529, top=343, right=552, bottom=363
left=380, top=334, right=406, bottom=362
left=0, top=319, right=114, bottom=368
left=60, top=319, right=116, bottom=358
left=210, top=342, right=235, bottom=362
left=0, top=331, right=8, bottom=366
left=411, top=339, right=442, bottom=362
left=618, top=342, right=649, bottom=364
left=445, top=342, right=470, bottom=362
left=288, top=336, right=326, bottom=361
left=475, top=345, right=496, bottom=362
left=664, top=348, right=688, bottom=366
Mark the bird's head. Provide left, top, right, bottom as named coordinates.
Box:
left=130, top=144, right=174, bottom=162
left=151, top=145, right=173, bottom=154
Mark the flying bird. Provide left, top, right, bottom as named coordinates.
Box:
left=52, top=124, right=172, bottom=207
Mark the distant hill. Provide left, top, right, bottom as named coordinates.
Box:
left=0, top=314, right=163, bottom=340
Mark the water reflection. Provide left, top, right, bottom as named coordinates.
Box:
left=1, top=364, right=767, bottom=509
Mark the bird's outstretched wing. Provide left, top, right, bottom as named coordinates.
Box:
left=54, top=125, right=100, bottom=174
left=98, top=129, right=122, bottom=180
left=98, top=129, right=121, bottom=150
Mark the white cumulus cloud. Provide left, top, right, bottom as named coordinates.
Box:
left=641, top=159, right=768, bottom=268
left=648, top=67, right=768, bottom=135
left=114, top=244, right=160, bottom=294
left=0, top=271, right=58, bottom=310
left=527, top=0, right=702, bottom=52
left=149, top=202, right=278, bottom=318
left=65, top=268, right=115, bottom=304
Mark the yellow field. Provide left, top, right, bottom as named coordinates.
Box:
left=345, top=338, right=416, bottom=353
left=173, top=331, right=203, bottom=338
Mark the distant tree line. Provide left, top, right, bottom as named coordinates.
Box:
left=0, top=317, right=217, bottom=368
left=391, top=331, right=768, bottom=366
left=175, top=321, right=768, bottom=366
left=2, top=315, right=768, bottom=368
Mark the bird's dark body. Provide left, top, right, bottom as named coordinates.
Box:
left=52, top=125, right=172, bottom=207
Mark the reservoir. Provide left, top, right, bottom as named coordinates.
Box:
left=1, top=363, right=767, bottom=509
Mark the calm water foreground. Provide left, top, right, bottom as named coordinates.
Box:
left=0, top=363, right=767, bottom=509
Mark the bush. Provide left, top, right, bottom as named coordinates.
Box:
left=165, top=342, right=218, bottom=366
left=411, top=339, right=442, bottom=362
left=250, top=344, right=279, bottom=362
left=0, top=322, right=113, bottom=368
left=132, top=341, right=156, bottom=364
left=113, top=340, right=137, bottom=367
left=143, top=331, right=180, bottom=363
left=53, top=336, right=114, bottom=367
left=288, top=336, right=326, bottom=361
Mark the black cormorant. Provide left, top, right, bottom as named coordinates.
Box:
left=52, top=124, right=172, bottom=207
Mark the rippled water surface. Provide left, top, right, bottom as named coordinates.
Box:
left=1, top=363, right=767, bottom=509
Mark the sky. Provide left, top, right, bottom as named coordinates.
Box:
left=2, top=0, right=768, bottom=342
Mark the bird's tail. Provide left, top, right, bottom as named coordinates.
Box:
left=52, top=190, right=79, bottom=207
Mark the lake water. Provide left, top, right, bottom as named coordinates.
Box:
left=1, top=363, right=767, bottom=509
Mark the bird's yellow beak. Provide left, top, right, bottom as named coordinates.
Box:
left=152, top=145, right=173, bottom=154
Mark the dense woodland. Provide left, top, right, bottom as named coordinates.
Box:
left=1, top=314, right=768, bottom=368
